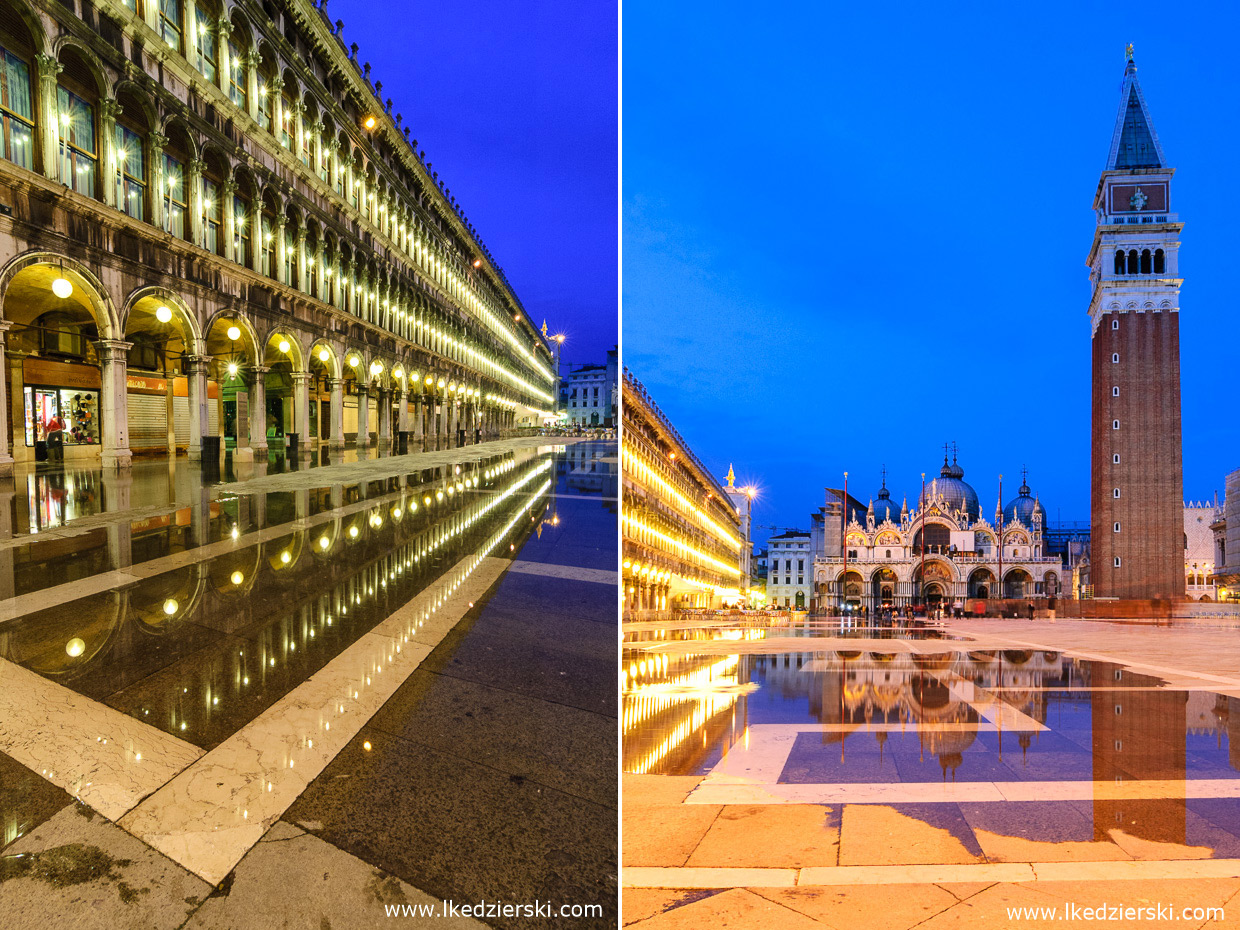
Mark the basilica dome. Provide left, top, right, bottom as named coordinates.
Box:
left=920, top=456, right=980, bottom=521
left=1004, top=477, right=1047, bottom=528
left=870, top=482, right=900, bottom=524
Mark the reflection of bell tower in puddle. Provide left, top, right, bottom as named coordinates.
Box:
left=1092, top=662, right=1186, bottom=843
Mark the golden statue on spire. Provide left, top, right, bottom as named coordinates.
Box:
left=726, top=464, right=735, bottom=488
left=541, top=319, right=548, bottom=338
left=1125, top=43, right=1134, bottom=61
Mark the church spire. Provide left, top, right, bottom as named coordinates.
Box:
left=1106, top=44, right=1167, bottom=170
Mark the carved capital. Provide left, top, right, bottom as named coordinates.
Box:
left=221, top=176, right=238, bottom=196
left=149, top=131, right=169, bottom=152
left=216, top=16, right=232, bottom=37
left=269, top=74, right=284, bottom=92
left=35, top=54, right=62, bottom=84
left=100, top=98, right=122, bottom=121
left=187, top=157, right=205, bottom=176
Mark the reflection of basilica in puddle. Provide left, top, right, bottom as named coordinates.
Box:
left=624, top=629, right=1240, bottom=856
left=0, top=450, right=556, bottom=749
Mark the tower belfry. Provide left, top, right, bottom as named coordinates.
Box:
left=1087, top=46, right=1184, bottom=600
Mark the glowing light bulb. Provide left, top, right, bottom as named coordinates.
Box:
left=278, top=339, right=290, bottom=353
left=66, top=638, right=85, bottom=658
left=51, top=277, right=72, bottom=299
left=227, top=325, right=241, bottom=341
left=155, top=305, right=172, bottom=323
left=319, top=348, right=329, bottom=362
left=163, top=599, right=178, bottom=616
left=231, top=571, right=244, bottom=585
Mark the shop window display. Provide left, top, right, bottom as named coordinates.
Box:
left=24, top=387, right=99, bottom=447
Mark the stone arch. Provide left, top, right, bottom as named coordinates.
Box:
left=0, top=0, right=50, bottom=59
left=54, top=36, right=110, bottom=99
left=306, top=337, right=339, bottom=379
left=0, top=249, right=120, bottom=338
left=202, top=307, right=259, bottom=362
left=262, top=325, right=304, bottom=372
left=120, top=285, right=203, bottom=355
left=112, top=79, right=157, bottom=130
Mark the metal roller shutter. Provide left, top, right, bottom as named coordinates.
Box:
left=128, top=394, right=166, bottom=450
left=173, top=398, right=220, bottom=445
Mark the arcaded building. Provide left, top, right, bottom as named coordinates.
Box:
left=621, top=368, right=743, bottom=610
left=0, top=0, right=557, bottom=471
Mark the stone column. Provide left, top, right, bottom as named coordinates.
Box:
left=247, top=365, right=269, bottom=453
left=185, top=353, right=208, bottom=459
left=275, top=213, right=288, bottom=286
left=95, top=339, right=133, bottom=469
left=35, top=54, right=62, bottom=183
left=291, top=371, right=311, bottom=451
left=270, top=74, right=285, bottom=148
left=187, top=157, right=205, bottom=247
left=100, top=98, right=121, bottom=208
left=328, top=377, right=346, bottom=449
left=354, top=384, right=369, bottom=446
left=244, top=51, right=261, bottom=123
left=376, top=387, right=391, bottom=447
left=216, top=17, right=233, bottom=96
left=314, top=237, right=326, bottom=303
left=248, top=197, right=262, bottom=274
left=220, top=177, right=237, bottom=263
left=396, top=385, right=409, bottom=434
left=295, top=224, right=308, bottom=295
left=449, top=396, right=459, bottom=441
left=358, top=268, right=371, bottom=323
left=149, top=131, right=168, bottom=231
left=0, top=324, right=12, bottom=476
left=413, top=394, right=424, bottom=441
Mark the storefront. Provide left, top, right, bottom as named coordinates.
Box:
left=13, top=358, right=220, bottom=463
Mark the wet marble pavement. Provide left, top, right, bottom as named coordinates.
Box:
left=0, top=438, right=617, bottom=929
left=622, top=615, right=1240, bottom=928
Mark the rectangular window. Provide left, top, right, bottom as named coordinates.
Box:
left=114, top=124, right=145, bottom=220
left=0, top=47, right=33, bottom=170
left=195, top=8, right=217, bottom=84
left=1114, top=556, right=1122, bottom=567
left=1113, top=453, right=1120, bottom=464
left=1113, top=487, right=1121, bottom=498
left=260, top=215, right=274, bottom=277
left=227, top=41, right=246, bottom=109
left=280, top=92, right=293, bottom=149
left=257, top=75, right=272, bottom=132
left=1112, top=386, right=1119, bottom=397
left=57, top=86, right=96, bottom=197
left=1114, top=522, right=1121, bottom=533
left=1112, top=419, right=1120, bottom=429
left=300, top=117, right=311, bottom=167
left=163, top=154, right=185, bottom=237
left=233, top=194, right=249, bottom=265
left=1112, top=353, right=1120, bottom=363
left=202, top=177, right=220, bottom=254
left=283, top=226, right=295, bottom=286
left=159, top=0, right=183, bottom=51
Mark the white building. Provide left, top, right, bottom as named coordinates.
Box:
left=565, top=348, right=618, bottom=427
left=1186, top=499, right=1221, bottom=600
left=768, top=530, right=813, bottom=609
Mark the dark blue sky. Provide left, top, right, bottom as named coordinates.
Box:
left=624, top=3, right=1236, bottom=543
left=333, top=0, right=617, bottom=367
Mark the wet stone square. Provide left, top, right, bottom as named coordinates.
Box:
left=622, top=615, right=1240, bottom=928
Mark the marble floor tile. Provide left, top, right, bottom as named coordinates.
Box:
left=838, top=804, right=984, bottom=866
left=0, top=749, right=74, bottom=853
left=0, top=659, right=202, bottom=821
left=685, top=804, right=840, bottom=869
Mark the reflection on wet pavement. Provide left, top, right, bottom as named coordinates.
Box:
left=623, top=616, right=1240, bottom=870
left=3, top=450, right=555, bottom=748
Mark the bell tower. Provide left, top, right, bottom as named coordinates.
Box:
left=1087, top=46, right=1184, bottom=601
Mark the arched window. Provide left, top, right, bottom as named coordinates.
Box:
left=1114, top=249, right=1125, bottom=274
left=163, top=151, right=186, bottom=238
left=1140, top=249, right=1151, bottom=274
left=1128, top=249, right=1138, bottom=272
left=114, top=116, right=145, bottom=220
left=194, top=7, right=217, bottom=84
left=0, top=29, right=34, bottom=171
left=159, top=0, right=183, bottom=52
left=1153, top=248, right=1165, bottom=274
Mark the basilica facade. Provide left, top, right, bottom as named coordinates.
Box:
left=813, top=455, right=1064, bottom=612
